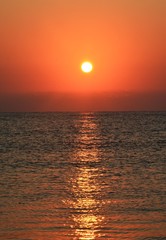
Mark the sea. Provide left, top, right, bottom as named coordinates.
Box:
left=0, top=112, right=165, bottom=240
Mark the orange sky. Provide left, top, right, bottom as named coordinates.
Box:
left=0, top=0, right=165, bottom=111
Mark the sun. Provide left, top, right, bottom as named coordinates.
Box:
left=81, top=61, right=93, bottom=73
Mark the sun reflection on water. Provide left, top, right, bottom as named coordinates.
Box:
left=70, top=114, right=104, bottom=239
left=74, top=214, right=103, bottom=240
left=71, top=166, right=103, bottom=240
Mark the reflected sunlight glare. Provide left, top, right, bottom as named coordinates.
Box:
left=70, top=114, right=104, bottom=239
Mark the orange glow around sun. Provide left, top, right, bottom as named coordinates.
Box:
left=0, top=1, right=165, bottom=111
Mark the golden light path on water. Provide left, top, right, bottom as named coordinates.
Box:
left=65, top=114, right=104, bottom=239
left=73, top=166, right=103, bottom=240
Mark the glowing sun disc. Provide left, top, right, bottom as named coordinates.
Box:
left=81, top=62, right=93, bottom=73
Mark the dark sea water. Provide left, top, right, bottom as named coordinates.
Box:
left=0, top=112, right=166, bottom=240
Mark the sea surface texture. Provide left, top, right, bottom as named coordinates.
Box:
left=0, top=112, right=166, bottom=240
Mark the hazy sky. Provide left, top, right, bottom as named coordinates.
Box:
left=0, top=0, right=165, bottom=111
